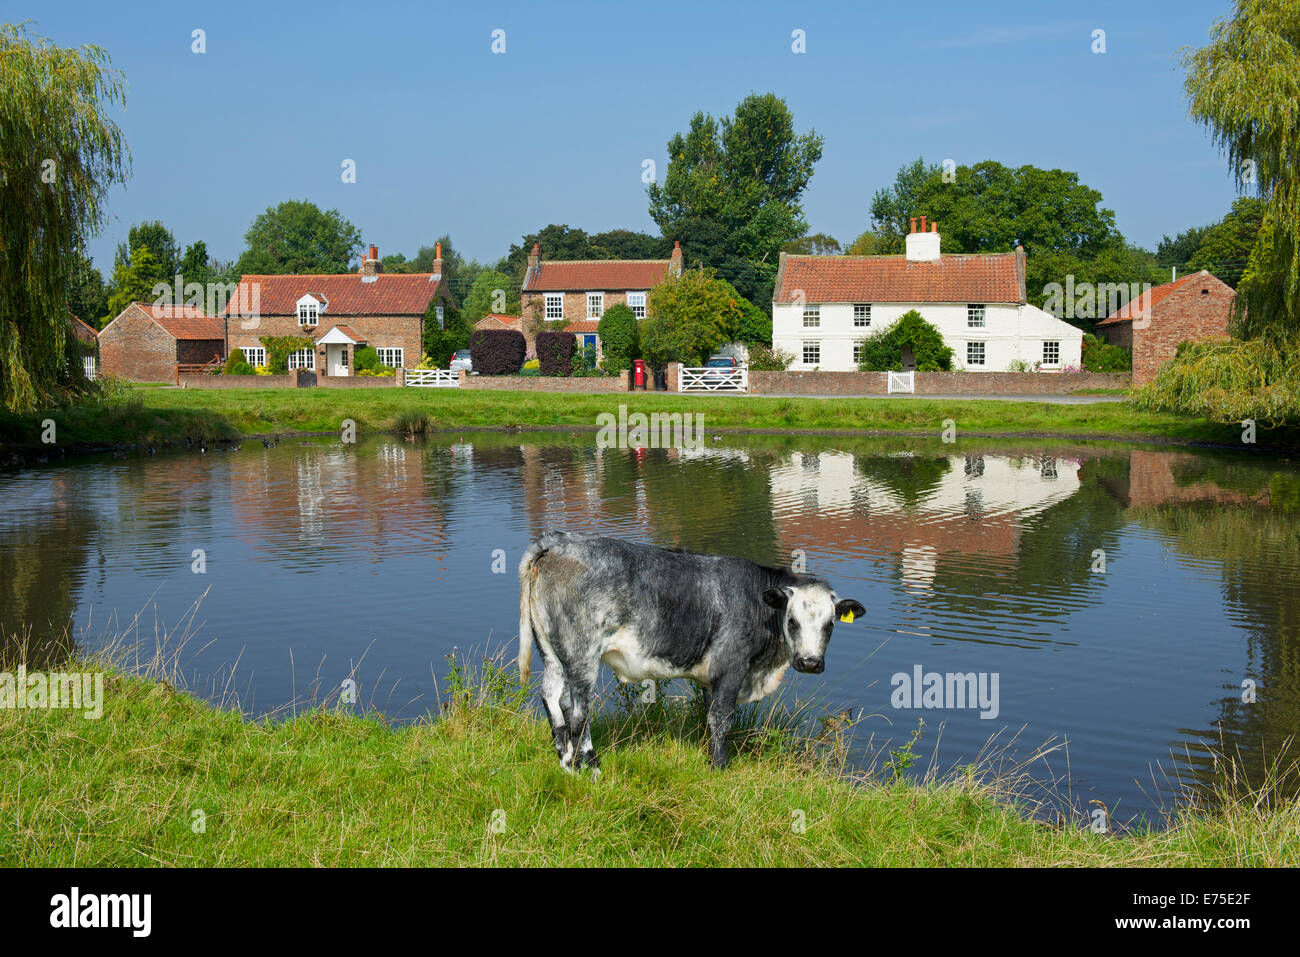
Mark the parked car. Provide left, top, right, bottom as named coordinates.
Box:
left=449, top=349, right=473, bottom=373
left=701, top=354, right=739, bottom=385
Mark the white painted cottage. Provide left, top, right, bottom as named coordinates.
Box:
left=772, top=218, right=1083, bottom=372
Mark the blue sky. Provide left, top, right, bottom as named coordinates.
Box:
left=27, top=0, right=1242, bottom=273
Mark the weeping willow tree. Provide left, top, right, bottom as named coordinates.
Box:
left=1182, top=1, right=1300, bottom=337
left=0, top=23, right=128, bottom=413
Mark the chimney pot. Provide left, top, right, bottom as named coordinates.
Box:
left=909, top=217, right=917, bottom=234
left=919, top=216, right=927, bottom=233
left=435, top=241, right=442, bottom=260
left=369, top=244, right=379, bottom=261
left=931, top=222, right=938, bottom=233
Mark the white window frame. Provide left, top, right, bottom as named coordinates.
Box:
left=966, top=341, right=985, bottom=366
left=967, top=303, right=986, bottom=328
left=545, top=293, right=564, bottom=320
left=627, top=291, right=647, bottom=319
left=1042, top=340, right=1060, bottom=366
left=586, top=292, right=604, bottom=320
left=853, top=304, right=871, bottom=327
left=852, top=340, right=866, bottom=364
left=288, top=348, right=315, bottom=370
left=298, top=302, right=319, bottom=328
left=238, top=346, right=266, bottom=367
left=802, top=340, right=821, bottom=365
left=376, top=347, right=404, bottom=368
left=802, top=305, right=821, bottom=328
left=435, top=304, right=445, bottom=328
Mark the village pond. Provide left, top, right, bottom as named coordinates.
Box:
left=3, top=431, right=1297, bottom=826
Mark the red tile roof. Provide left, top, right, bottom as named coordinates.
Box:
left=319, top=324, right=365, bottom=342
left=562, top=321, right=600, bottom=334
left=475, top=313, right=521, bottom=326
left=134, top=302, right=226, bottom=340
left=776, top=253, right=1022, bottom=304
left=523, top=260, right=673, bottom=292
left=1095, top=271, right=1209, bottom=326
left=222, top=273, right=443, bottom=316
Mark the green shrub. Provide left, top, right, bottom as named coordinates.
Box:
left=258, top=335, right=314, bottom=374
left=423, top=305, right=473, bottom=368
left=746, top=344, right=795, bottom=371
left=353, top=346, right=383, bottom=373
left=597, top=303, right=640, bottom=373
left=857, top=310, right=954, bottom=372
left=1081, top=334, right=1132, bottom=373
left=223, top=348, right=254, bottom=376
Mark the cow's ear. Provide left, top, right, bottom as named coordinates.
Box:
left=762, top=587, right=790, bottom=610
left=835, top=599, right=866, bottom=623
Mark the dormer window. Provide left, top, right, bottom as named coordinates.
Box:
left=296, top=294, right=324, bottom=328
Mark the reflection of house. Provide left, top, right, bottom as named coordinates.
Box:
left=1096, top=270, right=1234, bottom=385
left=98, top=302, right=225, bottom=382
left=520, top=242, right=682, bottom=362
left=1092, top=449, right=1270, bottom=508
left=224, top=244, right=455, bottom=376
left=773, top=219, right=1083, bottom=372
left=769, top=451, right=1082, bottom=584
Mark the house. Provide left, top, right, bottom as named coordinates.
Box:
left=1095, top=270, right=1234, bottom=385
left=473, top=314, right=533, bottom=356
left=520, top=241, right=683, bottom=361
left=98, top=302, right=226, bottom=382
left=772, top=218, right=1083, bottom=372
left=67, top=315, right=100, bottom=378
left=223, top=243, right=456, bottom=376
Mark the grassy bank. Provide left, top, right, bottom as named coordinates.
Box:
left=1, top=651, right=1294, bottom=866
left=3, top=383, right=1289, bottom=456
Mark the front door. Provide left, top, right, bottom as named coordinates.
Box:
left=900, top=346, right=916, bottom=372
left=327, top=344, right=349, bottom=376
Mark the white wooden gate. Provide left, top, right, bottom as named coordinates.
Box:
left=679, top=367, right=748, bottom=392
left=405, top=368, right=459, bottom=388
left=887, top=371, right=915, bottom=394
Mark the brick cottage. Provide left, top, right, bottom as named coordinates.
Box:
left=223, top=244, right=456, bottom=377
left=1096, top=270, right=1235, bottom=385
left=98, top=302, right=226, bottom=382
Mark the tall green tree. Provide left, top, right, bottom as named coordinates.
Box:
left=1186, top=197, right=1267, bottom=287
left=462, top=269, right=520, bottom=321
left=234, top=200, right=362, bottom=274
left=105, top=248, right=162, bottom=319
left=1182, top=0, right=1300, bottom=336
left=114, top=220, right=178, bottom=280
left=644, top=268, right=746, bottom=365
left=867, top=157, right=941, bottom=253
left=0, top=23, right=128, bottom=411
left=648, top=93, right=823, bottom=305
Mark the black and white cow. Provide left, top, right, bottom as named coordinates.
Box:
left=518, top=531, right=865, bottom=772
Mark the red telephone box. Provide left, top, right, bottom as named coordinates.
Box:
left=633, top=359, right=647, bottom=390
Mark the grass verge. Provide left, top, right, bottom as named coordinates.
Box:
left=1, top=641, right=1295, bottom=867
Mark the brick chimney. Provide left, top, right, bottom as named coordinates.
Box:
left=905, top=219, right=940, bottom=262
left=528, top=242, right=540, bottom=271
left=670, top=240, right=683, bottom=276
left=432, top=241, right=443, bottom=280
left=1015, top=242, right=1027, bottom=303
left=361, top=244, right=382, bottom=277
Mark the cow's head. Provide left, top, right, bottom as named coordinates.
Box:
left=763, top=582, right=865, bottom=674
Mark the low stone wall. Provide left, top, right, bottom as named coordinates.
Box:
left=747, top=370, right=1129, bottom=396
left=178, top=372, right=298, bottom=389
left=458, top=370, right=630, bottom=392
left=317, top=372, right=400, bottom=388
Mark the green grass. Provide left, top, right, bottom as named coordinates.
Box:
left=5, top=382, right=1288, bottom=455
left=2, top=645, right=1295, bottom=866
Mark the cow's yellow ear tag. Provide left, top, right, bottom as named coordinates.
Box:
left=840, top=610, right=855, bottom=624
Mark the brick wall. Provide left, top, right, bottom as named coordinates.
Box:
left=99, top=304, right=178, bottom=382
left=746, top=369, right=1129, bottom=395
left=179, top=373, right=298, bottom=389
left=1130, top=276, right=1234, bottom=385
left=227, top=313, right=422, bottom=377
left=458, top=370, right=630, bottom=392
left=317, top=374, right=399, bottom=388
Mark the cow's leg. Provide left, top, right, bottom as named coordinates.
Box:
left=539, top=653, right=574, bottom=771
left=706, top=675, right=742, bottom=770
left=566, top=660, right=602, bottom=775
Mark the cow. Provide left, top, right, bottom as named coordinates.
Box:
left=518, top=530, right=865, bottom=772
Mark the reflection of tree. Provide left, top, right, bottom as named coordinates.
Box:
left=0, top=478, right=98, bottom=668
left=1134, top=503, right=1300, bottom=802
left=854, top=453, right=952, bottom=508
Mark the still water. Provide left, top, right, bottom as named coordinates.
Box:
left=3, top=432, right=1297, bottom=825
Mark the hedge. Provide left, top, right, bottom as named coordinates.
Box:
left=536, top=331, right=576, bottom=376
left=470, top=329, right=527, bottom=375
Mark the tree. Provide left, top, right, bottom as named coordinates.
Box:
left=589, top=229, right=671, bottom=260
left=1182, top=0, right=1300, bottom=336
left=115, top=220, right=178, bottom=281
left=503, top=224, right=593, bottom=278
left=179, top=240, right=213, bottom=287
left=596, top=304, right=639, bottom=373
left=1187, top=197, right=1268, bottom=287
left=1, top=23, right=128, bottom=411
left=461, top=269, right=520, bottom=322
left=66, top=252, right=109, bottom=329
left=648, top=93, right=823, bottom=302
left=868, top=157, right=941, bottom=253
left=105, top=248, right=162, bottom=320
left=856, top=310, right=954, bottom=372
left=782, top=233, right=843, bottom=256
left=644, top=268, right=745, bottom=365
left=234, top=200, right=362, bottom=274
left=423, top=301, right=471, bottom=368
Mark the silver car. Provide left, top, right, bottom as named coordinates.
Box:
left=449, top=349, right=473, bottom=373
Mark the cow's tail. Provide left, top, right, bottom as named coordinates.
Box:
left=517, top=537, right=550, bottom=685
